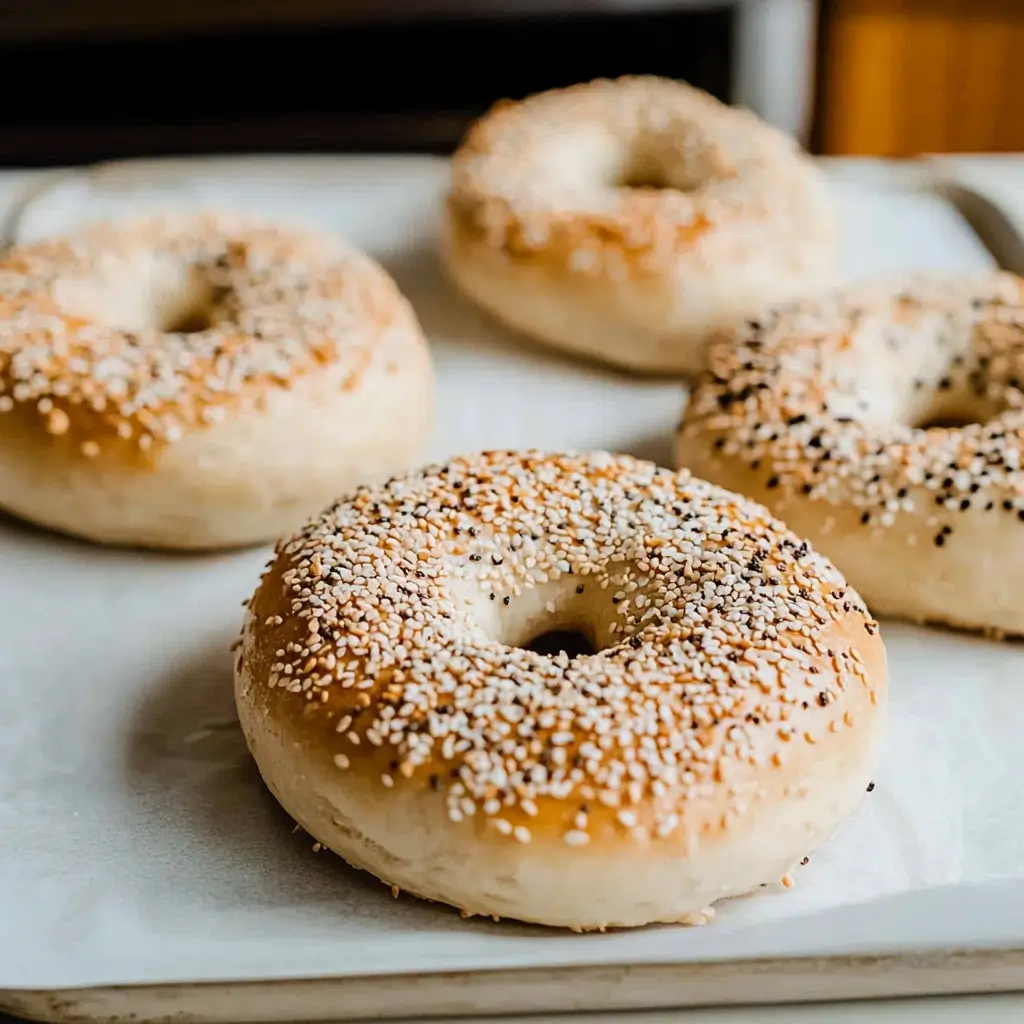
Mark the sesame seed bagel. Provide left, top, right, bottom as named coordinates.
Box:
left=0, top=213, right=434, bottom=550
left=442, top=76, right=837, bottom=377
left=235, top=450, right=886, bottom=931
left=677, top=271, right=1024, bottom=637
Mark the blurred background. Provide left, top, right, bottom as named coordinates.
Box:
left=0, top=0, right=1021, bottom=166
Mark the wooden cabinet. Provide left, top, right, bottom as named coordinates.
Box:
left=815, top=0, right=1024, bottom=156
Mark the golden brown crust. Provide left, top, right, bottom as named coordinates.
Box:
left=447, top=76, right=827, bottom=273
left=0, top=212, right=435, bottom=550
left=677, top=270, right=1024, bottom=635
left=0, top=212, right=406, bottom=460
left=237, top=451, right=886, bottom=855
left=442, top=76, right=837, bottom=376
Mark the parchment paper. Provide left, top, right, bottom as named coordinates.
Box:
left=2, top=157, right=1023, bottom=991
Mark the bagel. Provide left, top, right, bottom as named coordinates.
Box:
left=676, top=270, right=1024, bottom=637
left=235, top=450, right=886, bottom=931
left=442, top=76, right=837, bottom=376
left=0, top=213, right=434, bottom=550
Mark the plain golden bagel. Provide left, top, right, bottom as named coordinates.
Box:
left=0, top=212, right=434, bottom=550
left=235, top=450, right=886, bottom=931
left=442, top=76, right=837, bottom=376
left=677, top=271, right=1024, bottom=637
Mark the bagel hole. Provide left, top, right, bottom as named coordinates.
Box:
left=903, top=365, right=1009, bottom=432
left=522, top=628, right=596, bottom=660
left=910, top=393, right=996, bottom=431
left=157, top=275, right=218, bottom=334
left=915, top=412, right=982, bottom=431
left=52, top=261, right=219, bottom=335
left=619, top=168, right=673, bottom=191
left=164, top=301, right=215, bottom=334
left=616, top=149, right=702, bottom=192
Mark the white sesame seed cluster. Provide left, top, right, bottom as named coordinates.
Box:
left=441, top=75, right=837, bottom=377
left=249, top=450, right=879, bottom=848
left=681, top=271, right=1024, bottom=547
left=0, top=212, right=397, bottom=454
left=448, top=75, right=823, bottom=272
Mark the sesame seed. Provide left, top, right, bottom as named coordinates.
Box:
left=46, top=407, right=70, bottom=435
left=0, top=213, right=402, bottom=451
left=448, top=76, right=831, bottom=296
left=246, top=451, right=877, bottom=847
left=681, top=272, right=1024, bottom=579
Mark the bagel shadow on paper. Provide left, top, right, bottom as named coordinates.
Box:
left=0, top=498, right=272, bottom=561
left=0, top=505, right=78, bottom=549
left=381, top=243, right=506, bottom=351
left=622, top=429, right=677, bottom=469
left=119, top=632, right=549, bottom=935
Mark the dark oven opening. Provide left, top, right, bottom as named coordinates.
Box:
left=0, top=6, right=735, bottom=166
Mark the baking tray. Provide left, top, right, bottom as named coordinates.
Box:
left=2, top=155, right=1024, bottom=1023
left=924, top=155, right=1024, bottom=277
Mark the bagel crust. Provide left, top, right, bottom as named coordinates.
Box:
left=677, top=271, right=1024, bottom=637
left=0, top=213, right=434, bottom=550
left=442, top=76, right=837, bottom=376
left=235, top=451, right=886, bottom=931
